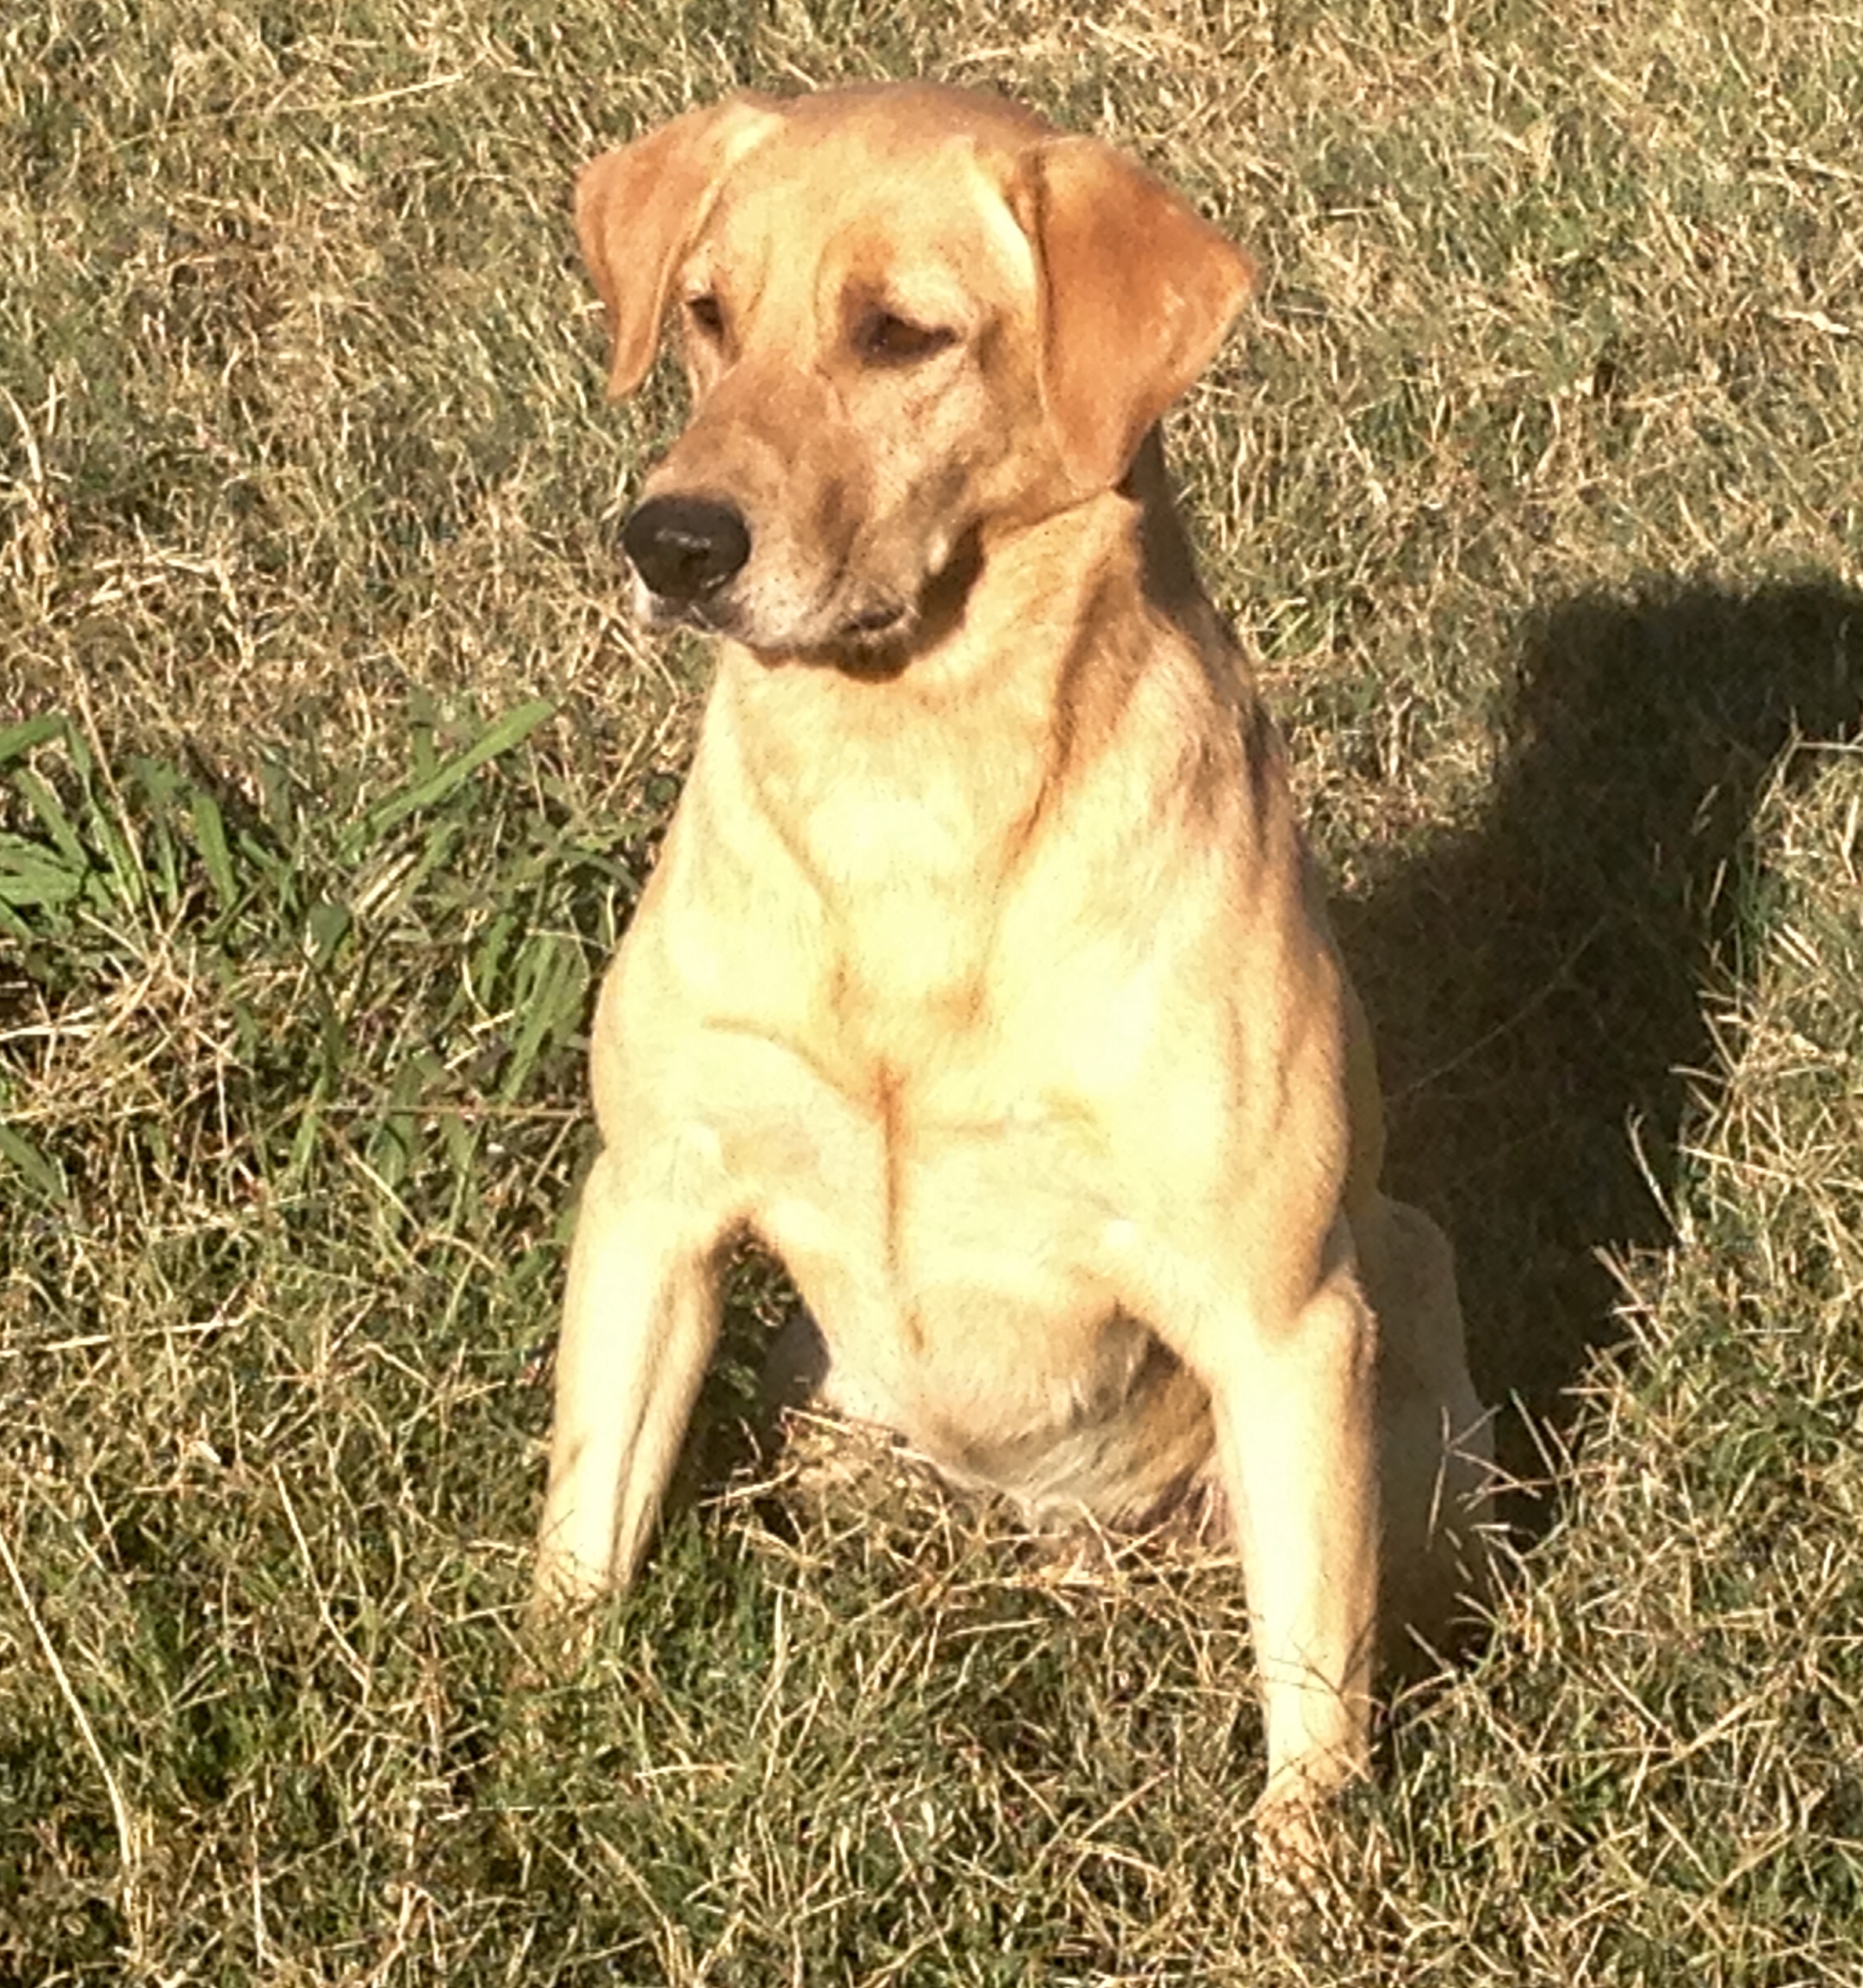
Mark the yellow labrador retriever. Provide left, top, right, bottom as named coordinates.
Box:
left=535, top=80, right=1490, bottom=1868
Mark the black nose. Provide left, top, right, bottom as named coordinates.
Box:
left=621, top=495, right=751, bottom=603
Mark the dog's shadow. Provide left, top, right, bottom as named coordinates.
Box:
left=1337, top=576, right=1863, bottom=1518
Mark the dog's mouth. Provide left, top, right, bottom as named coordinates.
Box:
left=842, top=599, right=911, bottom=641
left=635, top=586, right=911, bottom=650
left=632, top=526, right=984, bottom=677
left=797, top=534, right=984, bottom=676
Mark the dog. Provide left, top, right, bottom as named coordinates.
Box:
left=532, top=79, right=1491, bottom=1873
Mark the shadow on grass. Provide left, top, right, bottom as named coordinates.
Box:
left=1341, top=576, right=1863, bottom=1518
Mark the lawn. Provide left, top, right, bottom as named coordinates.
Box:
left=2, top=1, right=1861, bottom=1980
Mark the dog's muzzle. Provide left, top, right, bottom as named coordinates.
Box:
left=622, top=495, right=751, bottom=609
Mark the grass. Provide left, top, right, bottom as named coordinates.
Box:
left=2, top=0, right=1861, bottom=1978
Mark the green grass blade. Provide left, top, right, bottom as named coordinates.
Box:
left=130, top=757, right=184, bottom=915
left=0, top=1121, right=66, bottom=1200
left=11, top=766, right=88, bottom=871
left=352, top=699, right=554, bottom=852
left=0, top=834, right=84, bottom=910
left=190, top=788, right=238, bottom=914
left=306, top=898, right=352, bottom=965
left=498, top=929, right=588, bottom=1102
left=0, top=712, right=68, bottom=767
left=78, top=789, right=145, bottom=919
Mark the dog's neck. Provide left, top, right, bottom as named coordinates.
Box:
left=685, top=440, right=1272, bottom=1063
left=713, top=486, right=1144, bottom=796
left=702, top=443, right=1254, bottom=912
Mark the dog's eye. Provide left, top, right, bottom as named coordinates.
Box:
left=685, top=294, right=726, bottom=340
left=856, top=309, right=959, bottom=366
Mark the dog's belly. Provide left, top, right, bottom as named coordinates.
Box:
left=743, top=1096, right=1215, bottom=1517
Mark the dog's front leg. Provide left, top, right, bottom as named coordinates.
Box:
left=1214, top=1244, right=1380, bottom=1875
left=531, top=1136, right=734, bottom=1617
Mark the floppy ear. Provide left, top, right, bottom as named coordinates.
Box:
left=574, top=94, right=782, bottom=400
left=1019, top=137, right=1257, bottom=490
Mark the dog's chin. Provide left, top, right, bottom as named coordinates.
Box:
left=636, top=597, right=917, bottom=675
left=809, top=601, right=924, bottom=677
left=798, top=531, right=988, bottom=675
left=730, top=608, right=922, bottom=680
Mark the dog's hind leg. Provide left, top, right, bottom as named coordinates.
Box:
left=1354, top=1191, right=1494, bottom=1659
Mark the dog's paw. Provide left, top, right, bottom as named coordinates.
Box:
left=1253, top=1781, right=1378, bottom=1923
left=512, top=1570, right=604, bottom=1690
left=1254, top=1787, right=1335, bottom=1896
left=1252, top=1787, right=1393, bottom=1960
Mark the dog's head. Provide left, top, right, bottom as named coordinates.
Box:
left=577, top=84, right=1256, bottom=662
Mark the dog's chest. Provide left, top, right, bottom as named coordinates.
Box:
left=644, top=666, right=1244, bottom=1470
left=748, top=1068, right=1155, bottom=1454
